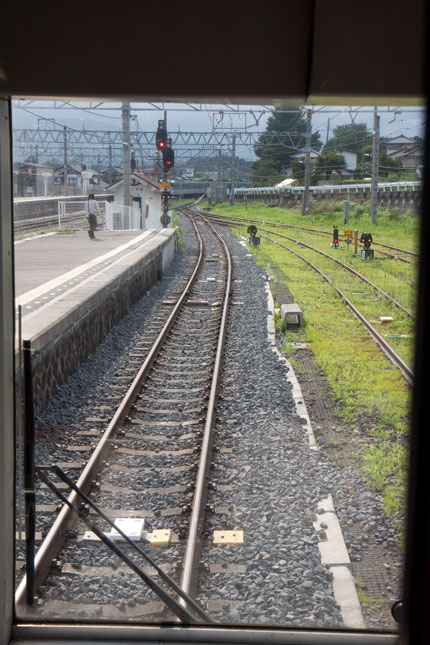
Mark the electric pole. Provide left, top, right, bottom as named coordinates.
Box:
left=217, top=147, right=222, bottom=204
left=122, top=101, right=131, bottom=207
left=230, top=134, right=236, bottom=207
left=370, top=106, right=380, bottom=224
left=108, top=146, right=113, bottom=185
left=302, top=109, right=312, bottom=216
left=63, top=126, right=68, bottom=195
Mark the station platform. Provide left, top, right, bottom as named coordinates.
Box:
left=14, top=228, right=177, bottom=411
left=15, top=229, right=158, bottom=301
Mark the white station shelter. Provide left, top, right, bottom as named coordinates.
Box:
left=105, top=172, right=163, bottom=230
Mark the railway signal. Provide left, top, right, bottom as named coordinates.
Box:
left=332, top=226, right=339, bottom=248
left=162, top=147, right=175, bottom=172
left=247, top=224, right=260, bottom=246
left=360, top=232, right=374, bottom=260
left=156, top=117, right=175, bottom=228
left=156, top=120, right=167, bottom=150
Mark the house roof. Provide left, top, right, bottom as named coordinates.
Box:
left=386, top=135, right=416, bottom=145
left=54, top=164, right=81, bottom=174
left=291, top=149, right=320, bottom=159
left=105, top=172, right=162, bottom=192
left=336, top=148, right=358, bottom=156
left=387, top=144, right=424, bottom=159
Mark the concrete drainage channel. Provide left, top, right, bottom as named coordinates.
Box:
left=265, top=280, right=365, bottom=629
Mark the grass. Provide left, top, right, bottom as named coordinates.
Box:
left=204, top=200, right=416, bottom=523
left=56, top=228, right=76, bottom=235
left=172, top=209, right=185, bottom=246
left=355, top=580, right=385, bottom=611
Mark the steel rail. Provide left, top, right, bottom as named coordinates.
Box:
left=14, top=212, right=88, bottom=233
left=198, top=211, right=415, bottom=320
left=261, top=233, right=414, bottom=385
left=268, top=231, right=416, bottom=320
left=199, top=210, right=417, bottom=263
left=179, top=208, right=232, bottom=599
left=15, top=217, right=205, bottom=608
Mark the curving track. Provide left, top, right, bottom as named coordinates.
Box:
left=16, top=209, right=231, bottom=623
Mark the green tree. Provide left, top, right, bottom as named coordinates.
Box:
left=291, top=156, right=306, bottom=183
left=313, top=151, right=346, bottom=181
left=250, top=159, right=284, bottom=187
left=325, top=122, right=370, bottom=155
left=252, top=107, right=322, bottom=184
left=358, top=144, right=403, bottom=179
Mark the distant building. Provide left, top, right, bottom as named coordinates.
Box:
left=337, top=149, right=358, bottom=172
left=181, top=168, right=195, bottom=179
left=105, top=172, right=163, bottom=230
left=385, top=135, right=417, bottom=155
left=53, top=164, right=82, bottom=188
left=100, top=167, right=123, bottom=185
left=13, top=162, right=54, bottom=197
left=385, top=135, right=424, bottom=170
left=53, top=164, right=100, bottom=193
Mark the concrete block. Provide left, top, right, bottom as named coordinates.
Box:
left=331, top=565, right=366, bottom=629
left=281, top=303, right=303, bottom=328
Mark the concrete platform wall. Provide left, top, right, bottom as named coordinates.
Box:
left=22, top=229, right=176, bottom=412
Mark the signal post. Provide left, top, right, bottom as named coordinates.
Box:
left=155, top=118, right=175, bottom=228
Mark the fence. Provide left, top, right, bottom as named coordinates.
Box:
left=57, top=200, right=107, bottom=230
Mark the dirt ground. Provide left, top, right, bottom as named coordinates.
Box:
left=271, top=272, right=403, bottom=633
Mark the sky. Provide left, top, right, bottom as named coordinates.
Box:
left=11, top=101, right=426, bottom=163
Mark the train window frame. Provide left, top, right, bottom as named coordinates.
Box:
left=1, top=92, right=428, bottom=645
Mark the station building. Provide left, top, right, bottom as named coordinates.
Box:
left=105, top=172, right=163, bottom=230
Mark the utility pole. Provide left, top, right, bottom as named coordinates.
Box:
left=230, top=134, right=236, bottom=207
left=326, top=118, right=330, bottom=145
left=108, top=146, right=113, bottom=185
left=217, top=147, right=222, bottom=203
left=302, top=109, right=312, bottom=216
left=370, top=106, right=380, bottom=224
left=122, top=101, right=131, bottom=208
left=63, top=127, right=68, bottom=195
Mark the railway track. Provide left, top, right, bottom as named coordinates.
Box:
left=259, top=232, right=414, bottom=384
left=14, top=211, right=90, bottom=234
left=200, top=210, right=417, bottom=265
left=197, top=208, right=414, bottom=384
left=14, top=207, right=407, bottom=630
left=16, top=208, right=231, bottom=623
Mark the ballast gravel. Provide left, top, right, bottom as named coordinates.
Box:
left=26, top=214, right=399, bottom=632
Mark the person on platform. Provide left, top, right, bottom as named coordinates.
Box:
left=87, top=194, right=100, bottom=239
